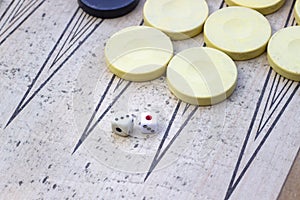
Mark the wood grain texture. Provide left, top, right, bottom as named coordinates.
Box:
left=278, top=149, right=300, bottom=200
left=0, top=0, right=299, bottom=199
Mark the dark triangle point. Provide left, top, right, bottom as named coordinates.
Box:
left=72, top=140, right=83, bottom=155
left=144, top=171, right=151, bottom=182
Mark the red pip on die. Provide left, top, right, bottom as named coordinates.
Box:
left=140, top=112, right=157, bottom=134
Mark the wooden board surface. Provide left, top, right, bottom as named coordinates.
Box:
left=0, top=0, right=299, bottom=199
left=279, top=149, right=300, bottom=200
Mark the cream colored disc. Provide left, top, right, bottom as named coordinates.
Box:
left=225, top=0, right=285, bottom=15
left=143, top=0, right=209, bottom=40
left=167, top=47, right=238, bottom=106
left=295, top=0, right=300, bottom=25
left=204, top=6, right=271, bottom=60
left=267, top=26, right=300, bottom=81
left=105, top=26, right=173, bottom=82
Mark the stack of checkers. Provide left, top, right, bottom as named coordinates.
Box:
left=98, top=0, right=300, bottom=106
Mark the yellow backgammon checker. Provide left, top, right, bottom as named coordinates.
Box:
left=267, top=26, right=300, bottom=81
left=167, top=47, right=238, bottom=106
left=143, top=0, right=209, bottom=40
left=204, top=6, right=271, bottom=61
left=225, top=0, right=285, bottom=15
left=105, top=26, right=173, bottom=82
left=295, top=0, right=300, bottom=25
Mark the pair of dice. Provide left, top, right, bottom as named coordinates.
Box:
left=111, top=112, right=157, bottom=137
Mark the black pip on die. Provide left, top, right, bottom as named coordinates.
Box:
left=111, top=113, right=134, bottom=137
left=140, top=112, right=157, bottom=134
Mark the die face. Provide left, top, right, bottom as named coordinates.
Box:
left=111, top=114, right=134, bottom=136
left=140, top=112, right=157, bottom=134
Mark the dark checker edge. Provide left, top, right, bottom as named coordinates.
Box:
left=77, top=0, right=140, bottom=18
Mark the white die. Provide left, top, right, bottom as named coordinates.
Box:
left=140, top=112, right=157, bottom=134
left=111, top=114, right=134, bottom=137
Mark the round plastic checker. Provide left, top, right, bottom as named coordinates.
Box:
left=78, top=0, right=140, bottom=18
left=143, top=0, right=209, bottom=40
left=105, top=26, right=173, bottom=82
left=167, top=47, right=238, bottom=106
left=267, top=26, right=300, bottom=81
left=204, top=6, right=271, bottom=60
left=225, top=0, right=285, bottom=15
left=295, top=0, right=300, bottom=25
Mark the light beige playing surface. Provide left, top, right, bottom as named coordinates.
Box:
left=0, top=0, right=299, bottom=200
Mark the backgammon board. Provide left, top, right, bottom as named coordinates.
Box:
left=0, top=0, right=299, bottom=199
